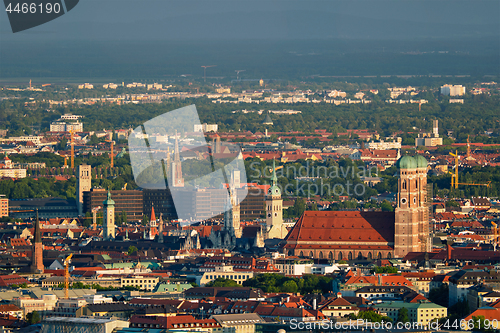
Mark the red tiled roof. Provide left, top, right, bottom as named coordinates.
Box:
left=464, top=308, right=500, bottom=321
left=284, top=211, right=395, bottom=249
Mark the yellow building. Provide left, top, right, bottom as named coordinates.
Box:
left=120, top=275, right=159, bottom=291
left=374, top=302, right=447, bottom=325
left=198, top=264, right=254, bottom=286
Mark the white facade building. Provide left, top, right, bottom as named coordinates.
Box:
left=441, top=85, right=466, bottom=96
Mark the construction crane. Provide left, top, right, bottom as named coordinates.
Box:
left=201, top=65, right=216, bottom=82
left=63, top=155, right=68, bottom=168
left=449, top=150, right=491, bottom=189
left=91, top=206, right=101, bottom=231
left=268, top=165, right=283, bottom=174
left=105, top=133, right=114, bottom=168
left=41, top=83, right=51, bottom=87
left=64, top=253, right=73, bottom=299
left=70, top=130, right=75, bottom=169
left=235, top=70, right=245, bottom=81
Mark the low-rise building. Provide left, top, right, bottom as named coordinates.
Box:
left=212, top=313, right=265, bottom=333
left=14, top=294, right=58, bottom=318
left=373, top=301, right=447, bottom=325
left=120, top=276, right=160, bottom=291
left=197, top=264, right=254, bottom=286
left=41, top=317, right=128, bottom=333
left=76, top=303, right=135, bottom=319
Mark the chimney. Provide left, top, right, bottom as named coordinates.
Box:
left=447, top=243, right=452, bottom=261
left=313, top=298, right=317, bottom=310
left=378, top=274, right=382, bottom=286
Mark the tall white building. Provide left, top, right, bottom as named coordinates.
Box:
left=194, top=123, right=218, bottom=133
left=441, top=85, right=466, bottom=96
left=50, top=122, right=83, bottom=132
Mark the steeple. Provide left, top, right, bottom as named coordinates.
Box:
left=171, top=131, right=184, bottom=187
left=102, top=190, right=115, bottom=240
left=31, top=209, right=44, bottom=273
left=34, top=209, right=41, bottom=244
left=271, top=159, right=277, bottom=185
left=150, top=205, right=156, bottom=226
left=158, top=213, right=164, bottom=244
left=174, top=131, right=180, bottom=162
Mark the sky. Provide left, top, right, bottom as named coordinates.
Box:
left=1, top=0, right=499, bottom=41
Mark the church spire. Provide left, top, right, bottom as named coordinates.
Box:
left=31, top=209, right=44, bottom=273
left=150, top=204, right=156, bottom=223
left=158, top=213, right=164, bottom=244
left=34, top=209, right=41, bottom=244
left=271, top=159, right=278, bottom=185
left=174, top=130, right=180, bottom=162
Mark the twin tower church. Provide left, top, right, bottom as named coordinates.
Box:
left=80, top=155, right=430, bottom=259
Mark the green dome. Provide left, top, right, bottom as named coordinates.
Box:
left=396, top=155, right=417, bottom=169
left=103, top=190, right=115, bottom=206
left=268, top=185, right=281, bottom=196
left=415, top=155, right=428, bottom=169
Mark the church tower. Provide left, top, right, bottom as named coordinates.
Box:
left=149, top=205, right=157, bottom=240
left=158, top=213, right=164, bottom=244
left=76, top=164, right=91, bottom=215
left=266, top=160, right=284, bottom=239
left=394, top=155, right=429, bottom=257
left=171, top=132, right=184, bottom=187
left=31, top=209, right=44, bottom=274
left=230, top=170, right=241, bottom=238
left=103, top=191, right=115, bottom=239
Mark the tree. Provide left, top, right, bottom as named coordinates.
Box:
left=26, top=310, right=41, bottom=324
left=282, top=280, right=299, bottom=293
left=397, top=307, right=409, bottom=323
left=206, top=278, right=239, bottom=287
left=127, top=245, right=138, bottom=255
left=428, top=284, right=448, bottom=307
left=121, top=211, right=128, bottom=225
left=472, top=315, right=495, bottom=332
left=141, top=214, right=148, bottom=226
left=381, top=200, right=394, bottom=212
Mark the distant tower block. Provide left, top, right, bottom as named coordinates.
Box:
left=259, top=79, right=264, bottom=87
left=171, top=132, right=184, bottom=187
left=76, top=164, right=92, bottom=215
left=433, top=120, right=439, bottom=137
left=103, top=191, right=116, bottom=239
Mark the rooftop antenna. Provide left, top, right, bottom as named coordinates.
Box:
left=201, top=65, right=216, bottom=82
left=235, top=70, right=246, bottom=81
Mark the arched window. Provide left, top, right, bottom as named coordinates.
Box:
left=299, top=251, right=304, bottom=257
left=288, top=250, right=294, bottom=256
left=387, top=252, right=392, bottom=259
left=348, top=252, right=353, bottom=260
left=338, top=252, right=343, bottom=261
left=367, top=252, right=372, bottom=260
left=309, top=251, right=314, bottom=258
left=402, top=180, right=406, bottom=190
left=378, top=252, right=382, bottom=259
left=319, top=252, right=324, bottom=259
left=328, top=252, right=333, bottom=260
